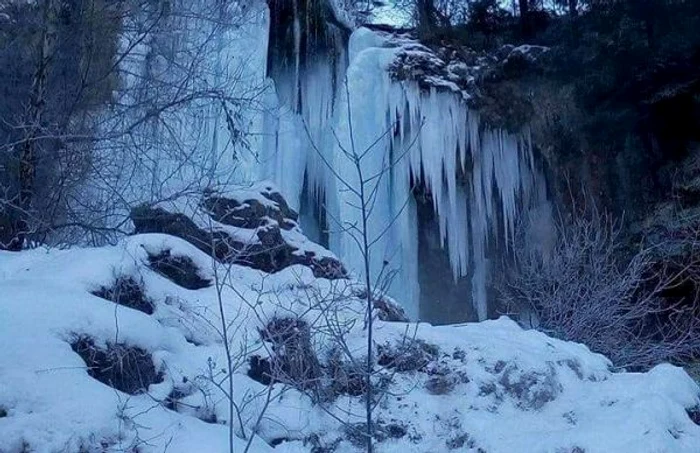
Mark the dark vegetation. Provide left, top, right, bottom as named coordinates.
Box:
left=70, top=335, right=162, bottom=395
left=247, top=315, right=444, bottom=409
left=249, top=317, right=322, bottom=390
left=147, top=249, right=211, bottom=290
left=0, top=0, right=120, bottom=250
left=376, top=339, right=438, bottom=372
left=343, top=422, right=409, bottom=449
left=92, top=276, right=155, bottom=315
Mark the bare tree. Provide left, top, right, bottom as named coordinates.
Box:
left=0, top=0, right=265, bottom=249
left=194, top=214, right=287, bottom=453
left=298, top=77, right=423, bottom=451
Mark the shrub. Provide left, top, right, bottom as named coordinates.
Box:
left=147, top=249, right=211, bottom=290
left=92, top=276, right=154, bottom=315
left=259, top=317, right=322, bottom=390
left=501, top=206, right=700, bottom=370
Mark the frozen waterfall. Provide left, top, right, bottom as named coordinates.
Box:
left=89, top=0, right=550, bottom=322
left=263, top=25, right=550, bottom=321
left=82, top=0, right=270, bottom=230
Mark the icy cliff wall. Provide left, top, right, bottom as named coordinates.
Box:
left=82, top=0, right=270, bottom=229
left=332, top=29, right=550, bottom=320
left=260, top=0, right=350, bottom=247
left=262, top=17, right=551, bottom=321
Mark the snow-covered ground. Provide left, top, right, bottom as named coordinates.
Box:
left=1, top=198, right=699, bottom=452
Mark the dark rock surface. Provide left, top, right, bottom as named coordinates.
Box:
left=383, top=28, right=548, bottom=109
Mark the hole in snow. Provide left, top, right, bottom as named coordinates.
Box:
left=92, top=276, right=154, bottom=315
left=147, top=249, right=211, bottom=290
left=163, top=381, right=194, bottom=412
left=247, top=355, right=274, bottom=386
left=70, top=335, right=163, bottom=395
left=688, top=407, right=700, bottom=426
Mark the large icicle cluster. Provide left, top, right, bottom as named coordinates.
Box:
left=261, top=0, right=349, bottom=223
left=264, top=26, right=550, bottom=320
left=325, top=28, right=548, bottom=319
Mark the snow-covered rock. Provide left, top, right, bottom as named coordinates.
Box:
left=130, top=183, right=347, bottom=280
left=0, top=187, right=699, bottom=452
left=376, top=29, right=549, bottom=103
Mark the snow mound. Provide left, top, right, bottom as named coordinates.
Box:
left=1, top=202, right=699, bottom=452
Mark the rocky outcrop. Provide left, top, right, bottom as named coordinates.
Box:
left=202, top=185, right=299, bottom=230
left=131, top=184, right=347, bottom=280
left=384, top=29, right=548, bottom=109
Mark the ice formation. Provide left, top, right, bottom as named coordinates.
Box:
left=76, top=0, right=270, bottom=233
left=260, top=0, right=349, bottom=219
left=84, top=0, right=550, bottom=321
left=263, top=25, right=549, bottom=320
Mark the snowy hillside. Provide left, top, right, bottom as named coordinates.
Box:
left=1, top=186, right=699, bottom=453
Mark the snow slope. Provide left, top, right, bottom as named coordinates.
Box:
left=1, top=215, right=699, bottom=452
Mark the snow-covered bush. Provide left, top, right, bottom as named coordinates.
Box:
left=92, top=276, right=155, bottom=315
left=147, top=249, right=212, bottom=290
left=502, top=206, right=700, bottom=370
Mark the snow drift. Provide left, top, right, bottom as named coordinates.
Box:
left=1, top=185, right=699, bottom=453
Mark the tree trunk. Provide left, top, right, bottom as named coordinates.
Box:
left=569, top=0, right=579, bottom=17
left=518, top=0, right=531, bottom=38
left=9, top=1, right=54, bottom=250
left=416, top=0, right=438, bottom=40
